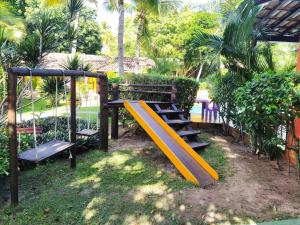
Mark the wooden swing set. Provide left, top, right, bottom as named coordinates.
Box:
left=7, top=67, right=109, bottom=206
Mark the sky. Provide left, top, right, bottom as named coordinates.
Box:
left=93, top=0, right=210, bottom=34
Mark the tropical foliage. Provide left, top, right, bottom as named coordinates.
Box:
left=235, top=72, right=300, bottom=159
left=191, top=0, right=274, bottom=80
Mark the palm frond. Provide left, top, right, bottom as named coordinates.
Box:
left=61, top=54, right=91, bottom=71
left=68, top=0, right=84, bottom=18
left=192, top=32, right=223, bottom=55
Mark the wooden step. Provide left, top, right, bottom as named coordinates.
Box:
left=156, top=109, right=183, bottom=115
left=177, top=130, right=200, bottom=137
left=166, top=119, right=190, bottom=125
left=188, top=142, right=209, bottom=149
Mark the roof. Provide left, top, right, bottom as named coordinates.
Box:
left=256, top=0, right=300, bottom=42
left=38, top=53, right=156, bottom=73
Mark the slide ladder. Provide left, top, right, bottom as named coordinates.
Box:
left=124, top=100, right=219, bottom=187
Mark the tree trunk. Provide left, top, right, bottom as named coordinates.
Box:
left=135, top=21, right=143, bottom=74
left=70, top=11, right=80, bottom=56
left=196, top=64, right=204, bottom=81
left=39, top=35, right=43, bottom=59
left=118, top=0, right=125, bottom=76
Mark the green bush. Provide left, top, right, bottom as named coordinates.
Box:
left=211, top=72, right=245, bottom=133
left=108, top=74, right=199, bottom=128
left=109, top=74, right=199, bottom=113
left=0, top=127, right=9, bottom=176
left=235, top=71, right=300, bottom=158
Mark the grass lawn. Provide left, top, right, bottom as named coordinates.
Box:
left=20, top=98, right=66, bottom=114
left=0, top=134, right=230, bottom=225
left=77, top=106, right=99, bottom=121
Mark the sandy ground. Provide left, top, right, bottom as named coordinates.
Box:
left=109, top=129, right=300, bottom=223
left=184, top=135, right=300, bottom=223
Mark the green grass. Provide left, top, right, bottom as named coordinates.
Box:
left=77, top=106, right=99, bottom=121
left=198, top=132, right=233, bottom=181
left=20, top=98, right=66, bottom=114
left=0, top=132, right=232, bottom=225
left=0, top=149, right=196, bottom=225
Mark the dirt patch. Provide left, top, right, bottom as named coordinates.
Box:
left=184, top=134, right=300, bottom=223
left=109, top=127, right=154, bottom=152
left=110, top=129, right=300, bottom=223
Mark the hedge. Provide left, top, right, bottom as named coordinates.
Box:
left=109, top=74, right=199, bottom=113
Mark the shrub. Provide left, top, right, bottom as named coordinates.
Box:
left=211, top=72, right=245, bottom=133
left=41, top=77, right=64, bottom=106
left=0, top=127, right=9, bottom=176
left=109, top=74, right=199, bottom=113
left=235, top=71, right=300, bottom=159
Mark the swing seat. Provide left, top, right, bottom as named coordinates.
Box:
left=76, top=129, right=99, bottom=137
left=17, top=127, right=43, bottom=134
left=18, top=140, right=75, bottom=163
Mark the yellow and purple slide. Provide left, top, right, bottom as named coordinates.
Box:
left=124, top=100, right=219, bottom=187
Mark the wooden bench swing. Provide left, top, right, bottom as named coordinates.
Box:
left=17, top=70, right=75, bottom=163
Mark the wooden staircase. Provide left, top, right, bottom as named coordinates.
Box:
left=152, top=103, right=209, bottom=151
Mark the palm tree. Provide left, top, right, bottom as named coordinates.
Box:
left=132, top=0, right=180, bottom=73
left=133, top=0, right=180, bottom=59
left=104, top=0, right=125, bottom=76
left=68, top=0, right=84, bottom=55
left=44, top=0, right=95, bottom=55
left=61, top=54, right=91, bottom=71
left=30, top=11, right=57, bottom=58
left=190, top=0, right=274, bottom=80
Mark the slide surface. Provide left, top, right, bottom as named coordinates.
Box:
left=124, top=100, right=219, bottom=187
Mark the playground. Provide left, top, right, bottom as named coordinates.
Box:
left=1, top=128, right=300, bottom=224
left=2, top=0, right=300, bottom=224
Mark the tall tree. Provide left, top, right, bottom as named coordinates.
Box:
left=44, top=0, right=95, bottom=55
left=191, top=0, right=274, bottom=80
left=118, top=0, right=125, bottom=76
left=29, top=11, right=57, bottom=58
left=104, top=0, right=125, bottom=76
left=133, top=0, right=179, bottom=60
left=68, top=0, right=84, bottom=55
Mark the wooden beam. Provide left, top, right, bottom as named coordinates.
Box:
left=118, top=90, right=172, bottom=95
left=255, top=0, right=272, bottom=4
left=70, top=76, right=76, bottom=168
left=265, top=2, right=300, bottom=30
left=258, top=35, right=299, bottom=42
left=8, top=67, right=106, bottom=78
left=111, top=83, right=119, bottom=139
left=99, top=78, right=108, bottom=151
left=8, top=72, right=18, bottom=206
left=118, top=84, right=173, bottom=88
left=171, top=83, right=177, bottom=103
left=280, top=22, right=300, bottom=36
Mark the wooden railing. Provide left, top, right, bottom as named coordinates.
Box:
left=109, top=83, right=177, bottom=103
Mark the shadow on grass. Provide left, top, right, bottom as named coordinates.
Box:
left=0, top=150, right=196, bottom=224
left=1, top=145, right=255, bottom=225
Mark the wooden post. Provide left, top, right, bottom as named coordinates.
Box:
left=171, top=83, right=177, bottom=103
left=111, top=83, right=119, bottom=139
left=8, top=72, right=18, bottom=206
left=99, top=77, right=108, bottom=151
left=70, top=76, right=76, bottom=168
